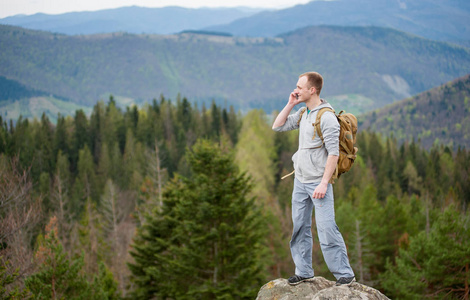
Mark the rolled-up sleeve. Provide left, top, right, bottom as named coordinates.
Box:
left=272, top=108, right=303, bottom=132
left=321, top=112, right=340, bottom=156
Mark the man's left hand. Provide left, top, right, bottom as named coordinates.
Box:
left=312, top=182, right=328, bottom=199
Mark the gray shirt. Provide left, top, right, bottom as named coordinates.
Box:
left=273, top=100, right=340, bottom=183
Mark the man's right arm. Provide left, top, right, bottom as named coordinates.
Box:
left=272, top=92, right=301, bottom=129
left=272, top=103, right=296, bottom=129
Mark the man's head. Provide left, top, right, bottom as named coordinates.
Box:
left=299, top=72, right=323, bottom=96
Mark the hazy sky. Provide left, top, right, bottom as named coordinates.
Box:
left=0, top=0, right=312, bottom=18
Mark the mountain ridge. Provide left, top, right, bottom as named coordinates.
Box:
left=2, top=1, right=469, bottom=47
left=206, top=0, right=470, bottom=46
left=0, top=6, right=261, bottom=35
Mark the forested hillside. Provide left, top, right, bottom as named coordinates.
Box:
left=360, top=73, right=470, bottom=149
left=1, top=24, right=469, bottom=114
left=1, top=96, right=469, bottom=299
left=0, top=76, right=48, bottom=101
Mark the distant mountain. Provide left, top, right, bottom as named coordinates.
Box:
left=206, top=0, right=470, bottom=46
left=0, top=6, right=262, bottom=35
left=1, top=25, right=469, bottom=115
left=359, top=74, right=470, bottom=149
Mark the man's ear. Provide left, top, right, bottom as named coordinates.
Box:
left=310, top=86, right=316, bottom=95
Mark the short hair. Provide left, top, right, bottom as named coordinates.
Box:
left=300, top=72, right=323, bottom=95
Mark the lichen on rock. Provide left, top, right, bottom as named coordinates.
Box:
left=256, top=277, right=390, bottom=300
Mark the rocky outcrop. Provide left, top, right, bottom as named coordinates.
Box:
left=256, top=277, right=390, bottom=300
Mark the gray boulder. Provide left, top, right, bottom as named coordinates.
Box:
left=256, top=277, right=390, bottom=300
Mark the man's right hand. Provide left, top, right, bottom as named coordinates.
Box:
left=272, top=92, right=301, bottom=129
left=288, top=92, right=301, bottom=106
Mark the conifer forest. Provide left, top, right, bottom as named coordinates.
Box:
left=1, top=95, right=469, bottom=299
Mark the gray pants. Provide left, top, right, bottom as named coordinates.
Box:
left=290, top=178, right=354, bottom=279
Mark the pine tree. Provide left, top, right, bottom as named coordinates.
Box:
left=178, top=97, right=192, bottom=132
left=97, top=142, right=112, bottom=187
left=235, top=109, right=286, bottom=277
left=235, top=109, right=276, bottom=201
left=90, top=262, right=120, bottom=300
left=129, top=139, right=268, bottom=299
left=135, top=107, right=153, bottom=147
left=25, top=217, right=91, bottom=300
left=138, top=142, right=168, bottom=214
left=381, top=205, right=470, bottom=299
left=0, top=257, right=30, bottom=299
left=100, top=179, right=131, bottom=292
left=103, top=98, right=123, bottom=151
left=0, top=117, right=8, bottom=155
left=355, top=184, right=384, bottom=285
left=71, top=145, right=98, bottom=213
left=51, top=151, right=74, bottom=248
left=25, top=216, right=119, bottom=300
left=53, top=115, right=70, bottom=167
left=71, top=109, right=90, bottom=174
left=122, top=129, right=136, bottom=189
left=210, top=100, right=221, bottom=139
left=89, top=101, right=105, bottom=163
left=34, top=113, right=54, bottom=176
left=77, top=198, right=105, bottom=276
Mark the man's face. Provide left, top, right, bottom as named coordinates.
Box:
left=295, top=76, right=314, bottom=102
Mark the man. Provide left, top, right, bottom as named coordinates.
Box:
left=272, top=72, right=355, bottom=286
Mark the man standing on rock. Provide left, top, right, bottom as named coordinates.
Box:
left=272, top=72, right=355, bottom=286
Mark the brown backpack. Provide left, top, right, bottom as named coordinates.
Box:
left=313, top=108, right=358, bottom=183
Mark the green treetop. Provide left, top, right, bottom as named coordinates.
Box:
left=381, top=205, right=470, bottom=299
left=128, top=139, right=268, bottom=299
left=25, top=216, right=119, bottom=300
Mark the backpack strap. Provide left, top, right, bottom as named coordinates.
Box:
left=297, top=107, right=307, bottom=126
left=312, top=107, right=335, bottom=142
left=313, top=107, right=338, bottom=184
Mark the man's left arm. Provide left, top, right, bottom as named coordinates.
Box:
left=312, top=111, right=340, bottom=199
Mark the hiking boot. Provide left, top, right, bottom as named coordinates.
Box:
left=335, top=276, right=356, bottom=286
left=287, top=275, right=314, bottom=285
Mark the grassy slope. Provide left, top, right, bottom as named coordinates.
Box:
left=0, top=97, right=92, bottom=124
